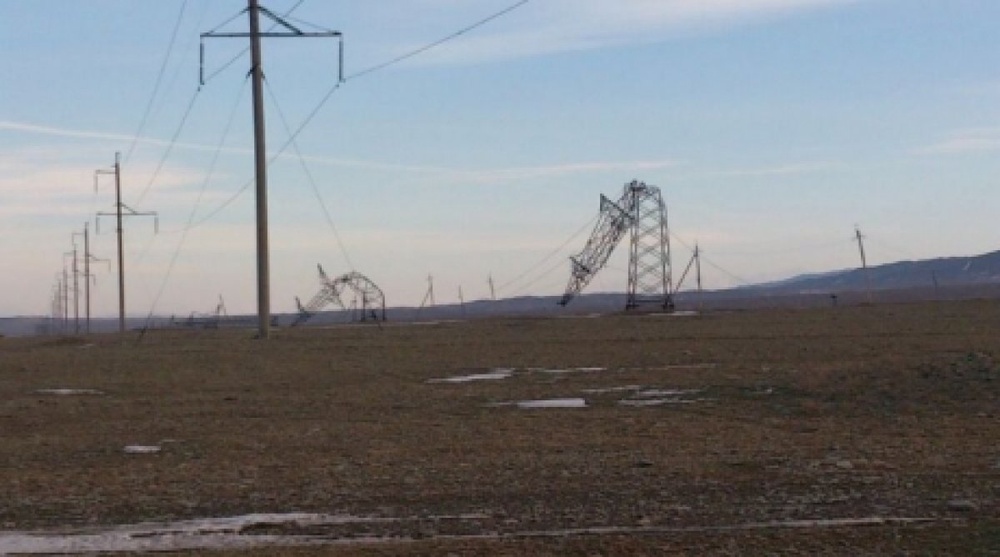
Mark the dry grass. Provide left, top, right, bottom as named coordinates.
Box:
left=1, top=301, right=998, bottom=554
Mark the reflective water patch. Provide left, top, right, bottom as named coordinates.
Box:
left=124, top=445, right=161, bottom=454
left=619, top=398, right=695, bottom=407
left=515, top=398, right=587, bottom=409
left=428, top=368, right=515, bottom=383
left=34, top=388, right=104, bottom=396
left=532, top=367, right=607, bottom=374
left=581, top=385, right=642, bottom=394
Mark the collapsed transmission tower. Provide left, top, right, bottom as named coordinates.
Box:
left=559, top=180, right=674, bottom=311
left=292, top=265, right=386, bottom=326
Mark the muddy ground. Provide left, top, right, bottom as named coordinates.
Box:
left=0, top=301, right=997, bottom=554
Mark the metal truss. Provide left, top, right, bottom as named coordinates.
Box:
left=560, top=180, right=674, bottom=311
left=292, top=265, right=386, bottom=326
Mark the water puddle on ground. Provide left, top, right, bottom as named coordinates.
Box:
left=619, top=398, right=696, bottom=407
left=429, top=366, right=609, bottom=384
left=581, top=385, right=642, bottom=394
left=533, top=367, right=607, bottom=374
left=34, top=389, right=104, bottom=396
left=427, top=368, right=515, bottom=383
left=0, top=514, right=948, bottom=554
left=489, top=398, right=588, bottom=409
left=0, top=512, right=485, bottom=554
left=123, top=445, right=161, bottom=455
left=618, top=388, right=704, bottom=407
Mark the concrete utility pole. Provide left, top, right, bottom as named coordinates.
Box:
left=695, top=243, right=703, bottom=292
left=68, top=242, right=80, bottom=334
left=488, top=274, right=496, bottom=301
left=83, top=223, right=91, bottom=333
left=247, top=0, right=272, bottom=339
left=96, top=152, right=157, bottom=334
left=855, top=226, right=872, bottom=303
left=62, top=264, right=70, bottom=329
left=201, top=1, right=342, bottom=339
left=76, top=222, right=107, bottom=334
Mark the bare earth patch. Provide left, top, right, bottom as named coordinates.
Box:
left=0, top=301, right=997, bottom=554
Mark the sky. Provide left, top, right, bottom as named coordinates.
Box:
left=1, top=0, right=999, bottom=318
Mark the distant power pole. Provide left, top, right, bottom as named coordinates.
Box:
left=62, top=264, right=70, bottom=329
left=855, top=226, right=872, bottom=303
left=458, top=286, right=466, bottom=316
left=96, top=152, right=158, bottom=334
left=67, top=242, right=80, bottom=334
left=76, top=222, right=108, bottom=334
left=201, top=0, right=343, bottom=339
left=488, top=274, right=496, bottom=301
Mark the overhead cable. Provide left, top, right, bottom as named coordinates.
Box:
left=124, top=0, right=189, bottom=165
left=264, top=77, right=355, bottom=271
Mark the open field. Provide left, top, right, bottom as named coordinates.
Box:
left=1, top=301, right=998, bottom=554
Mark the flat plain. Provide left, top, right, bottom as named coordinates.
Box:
left=0, top=300, right=998, bottom=555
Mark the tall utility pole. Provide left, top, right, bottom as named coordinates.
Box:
left=202, top=1, right=342, bottom=339
left=248, top=0, right=271, bottom=339
left=76, top=222, right=106, bottom=334
left=82, top=224, right=92, bottom=333
left=695, top=244, right=703, bottom=293
left=67, top=242, right=80, bottom=334
left=96, top=152, right=158, bottom=334
left=488, top=274, right=496, bottom=301
left=855, top=226, right=872, bottom=303
left=62, top=264, right=70, bottom=329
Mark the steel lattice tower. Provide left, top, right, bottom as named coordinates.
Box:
left=560, top=180, right=674, bottom=312
left=626, top=183, right=673, bottom=311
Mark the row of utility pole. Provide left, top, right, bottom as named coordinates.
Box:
left=49, top=153, right=156, bottom=335
left=49, top=1, right=338, bottom=339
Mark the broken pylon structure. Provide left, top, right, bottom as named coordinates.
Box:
left=560, top=180, right=674, bottom=311
left=292, top=265, right=386, bottom=326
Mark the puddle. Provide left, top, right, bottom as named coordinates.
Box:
left=581, top=385, right=642, bottom=394
left=34, top=389, right=104, bottom=396
left=619, top=398, right=696, bottom=407
left=490, top=398, right=588, bottom=409
left=0, top=512, right=487, bottom=554
left=532, top=367, right=606, bottom=374
left=124, top=445, right=161, bottom=454
left=634, top=388, right=702, bottom=398
left=429, top=366, right=608, bottom=383
left=517, top=398, right=587, bottom=409
left=0, top=513, right=949, bottom=554
left=428, top=368, right=515, bottom=383
left=645, top=363, right=718, bottom=371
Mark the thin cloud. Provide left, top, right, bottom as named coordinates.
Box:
left=3, top=118, right=678, bottom=183
left=915, top=127, right=1000, bottom=156
left=688, top=161, right=842, bottom=179
left=386, top=0, right=862, bottom=67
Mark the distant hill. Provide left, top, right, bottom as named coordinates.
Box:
left=5, top=250, right=1000, bottom=337
left=744, top=250, right=1000, bottom=294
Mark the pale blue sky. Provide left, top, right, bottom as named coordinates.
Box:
left=1, top=0, right=998, bottom=317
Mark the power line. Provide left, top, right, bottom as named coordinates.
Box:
left=124, top=0, right=189, bottom=165
left=346, top=0, right=532, bottom=81
left=496, top=214, right=598, bottom=295
left=133, top=87, right=202, bottom=206
left=171, top=0, right=532, bottom=234
left=263, top=77, right=355, bottom=271
left=140, top=77, right=251, bottom=330
left=270, top=0, right=533, bottom=158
